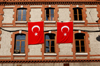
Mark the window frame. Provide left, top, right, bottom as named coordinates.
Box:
left=73, top=8, right=83, bottom=21
left=45, top=8, right=55, bottom=21
left=17, top=8, right=27, bottom=21
left=14, top=34, right=26, bottom=54
left=44, top=33, right=55, bottom=53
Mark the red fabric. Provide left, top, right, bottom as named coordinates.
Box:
left=28, top=21, right=44, bottom=45
left=57, top=22, right=73, bottom=43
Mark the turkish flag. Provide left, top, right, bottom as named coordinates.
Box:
left=57, top=22, right=73, bottom=43
left=28, top=21, right=44, bottom=45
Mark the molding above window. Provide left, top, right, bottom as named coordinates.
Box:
left=13, top=54, right=26, bottom=56
left=73, top=21, right=85, bottom=23
left=44, top=53, right=57, bottom=56
left=15, top=21, right=27, bottom=23
left=44, top=21, right=56, bottom=23
left=75, top=53, right=88, bottom=55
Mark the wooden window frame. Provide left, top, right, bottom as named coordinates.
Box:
left=17, top=8, right=27, bottom=21
left=14, top=34, right=26, bottom=54
left=45, top=34, right=55, bottom=53
left=45, top=8, right=55, bottom=21
left=73, top=8, right=83, bottom=21
left=75, top=33, right=85, bottom=53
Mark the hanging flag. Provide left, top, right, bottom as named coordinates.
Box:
left=57, top=22, right=73, bottom=43
left=28, top=21, right=44, bottom=45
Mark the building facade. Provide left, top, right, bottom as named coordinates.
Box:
left=0, top=0, right=100, bottom=66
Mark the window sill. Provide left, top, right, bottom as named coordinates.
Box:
left=15, top=21, right=27, bottom=23
left=44, top=21, right=56, bottom=23
left=73, top=21, right=85, bottom=23
left=44, top=53, right=57, bottom=56
left=13, top=54, right=26, bottom=56
left=75, top=53, right=88, bottom=55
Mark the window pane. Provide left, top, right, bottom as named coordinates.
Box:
left=51, top=9, right=54, bottom=14
left=81, top=41, right=84, bottom=46
left=16, top=47, right=20, bottom=50
left=75, top=33, right=85, bottom=39
left=74, top=9, right=77, bottom=14
left=23, top=15, right=26, bottom=21
left=76, top=47, right=80, bottom=52
left=21, top=41, right=25, bottom=46
left=51, top=15, right=54, bottom=21
left=51, top=47, right=54, bottom=52
left=16, top=41, right=20, bottom=46
left=46, top=15, right=49, bottom=20
left=16, top=34, right=26, bottom=40
left=46, top=9, right=49, bottom=15
left=45, top=34, right=55, bottom=39
left=79, top=9, right=82, bottom=14
left=46, top=41, right=49, bottom=46
left=46, top=47, right=49, bottom=52
left=76, top=41, right=79, bottom=46
left=81, top=47, right=85, bottom=52
left=79, top=15, right=82, bottom=20
left=18, top=10, right=21, bottom=15
left=23, top=10, right=26, bottom=15
left=45, top=35, right=50, bottom=39
left=21, top=47, right=25, bottom=53
left=74, top=15, right=77, bottom=20
left=51, top=41, right=54, bottom=46
left=18, top=15, right=21, bottom=21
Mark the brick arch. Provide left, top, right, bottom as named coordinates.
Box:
left=10, top=31, right=29, bottom=60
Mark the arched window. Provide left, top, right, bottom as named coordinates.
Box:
left=73, top=8, right=83, bottom=20
left=75, top=33, right=85, bottom=52
left=14, top=34, right=26, bottom=53
left=45, top=8, right=54, bottom=21
left=45, top=33, right=55, bottom=53
left=17, top=8, right=27, bottom=21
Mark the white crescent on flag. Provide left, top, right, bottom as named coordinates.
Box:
left=31, top=25, right=40, bottom=32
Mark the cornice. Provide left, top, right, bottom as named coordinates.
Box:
left=0, top=1, right=100, bottom=5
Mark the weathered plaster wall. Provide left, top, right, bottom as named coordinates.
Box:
left=86, top=8, right=98, bottom=23
left=28, top=44, right=42, bottom=55
left=58, top=8, right=71, bottom=21
left=30, top=8, right=42, bottom=22
left=59, top=43, right=73, bottom=55
left=2, top=9, right=14, bottom=23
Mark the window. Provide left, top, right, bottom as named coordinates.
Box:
left=73, top=8, right=83, bottom=20
left=45, top=8, right=54, bottom=21
left=14, top=34, right=26, bottom=53
left=17, top=8, right=26, bottom=21
left=45, top=34, right=55, bottom=53
left=75, top=33, right=85, bottom=52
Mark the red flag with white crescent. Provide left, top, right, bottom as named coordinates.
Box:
left=57, top=22, right=73, bottom=43
left=28, top=21, right=44, bottom=45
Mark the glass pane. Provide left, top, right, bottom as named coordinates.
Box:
left=16, top=41, right=20, bottom=46
left=23, top=15, right=26, bottom=21
left=51, top=41, right=54, bottom=46
left=45, top=35, right=50, bottom=39
left=46, top=15, right=49, bottom=20
left=51, top=15, right=54, bottom=21
left=79, top=9, right=82, bottom=14
left=46, top=41, right=49, bottom=46
left=76, top=47, right=80, bottom=52
left=46, top=47, right=49, bottom=52
left=23, top=10, right=26, bottom=15
left=18, top=15, right=21, bottom=21
left=16, top=47, right=20, bottom=50
left=21, top=41, right=25, bottom=46
left=81, top=47, right=85, bottom=52
left=46, top=9, right=49, bottom=15
left=75, top=33, right=85, bottom=39
left=45, top=34, right=55, bottom=39
left=79, top=15, right=82, bottom=20
left=81, top=41, right=84, bottom=46
left=74, top=15, right=77, bottom=20
left=21, top=47, right=25, bottom=53
left=16, top=34, right=26, bottom=40
left=18, top=10, right=21, bottom=15
left=51, top=9, right=54, bottom=14
left=74, top=9, right=77, bottom=14
left=51, top=47, right=54, bottom=52
left=76, top=41, right=79, bottom=46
